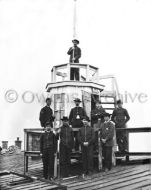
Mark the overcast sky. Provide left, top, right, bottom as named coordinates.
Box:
left=0, top=0, right=151, bottom=147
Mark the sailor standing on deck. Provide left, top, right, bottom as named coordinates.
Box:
left=69, top=98, right=87, bottom=151
left=39, top=98, right=55, bottom=128
left=57, top=116, right=74, bottom=178
left=67, top=39, right=81, bottom=80
left=91, top=100, right=106, bottom=151
left=111, top=99, right=130, bottom=153
left=100, top=113, right=114, bottom=172
left=40, top=122, right=57, bottom=180
left=78, top=116, right=95, bottom=177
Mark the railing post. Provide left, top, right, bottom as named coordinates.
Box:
left=67, top=63, right=71, bottom=80
left=126, top=130, right=129, bottom=162
left=96, top=68, right=99, bottom=83
left=86, top=64, right=90, bottom=81
left=53, top=66, right=56, bottom=82
left=111, top=77, right=115, bottom=93
left=24, top=130, right=27, bottom=174
left=51, top=69, right=53, bottom=82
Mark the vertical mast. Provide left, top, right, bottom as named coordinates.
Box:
left=73, top=0, right=77, bottom=39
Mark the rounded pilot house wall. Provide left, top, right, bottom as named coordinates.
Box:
left=47, top=85, right=100, bottom=127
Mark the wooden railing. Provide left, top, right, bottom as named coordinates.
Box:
left=24, top=127, right=151, bottom=173
left=51, top=63, right=99, bottom=82
left=115, top=127, right=151, bottom=161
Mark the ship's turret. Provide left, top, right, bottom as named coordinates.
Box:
left=46, top=63, right=104, bottom=127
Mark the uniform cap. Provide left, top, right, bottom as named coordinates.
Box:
left=46, top=98, right=51, bottom=102
left=103, top=112, right=110, bottom=117
left=74, top=98, right=81, bottom=102
left=81, top=116, right=90, bottom=121
left=72, top=39, right=79, bottom=44
left=116, top=99, right=122, bottom=104
left=61, top=116, right=69, bottom=121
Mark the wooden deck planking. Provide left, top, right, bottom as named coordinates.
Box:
left=64, top=171, right=149, bottom=189
left=95, top=176, right=151, bottom=190
left=11, top=181, right=47, bottom=190
left=0, top=153, right=151, bottom=190
left=65, top=172, right=150, bottom=190
left=0, top=173, right=66, bottom=190
left=61, top=165, right=151, bottom=190
left=140, top=185, right=151, bottom=190
left=62, top=165, right=149, bottom=187
left=62, top=165, right=137, bottom=186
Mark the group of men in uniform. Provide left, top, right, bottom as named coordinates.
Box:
left=39, top=97, right=130, bottom=179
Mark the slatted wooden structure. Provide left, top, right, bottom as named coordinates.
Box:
left=0, top=171, right=67, bottom=190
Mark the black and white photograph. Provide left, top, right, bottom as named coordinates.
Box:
left=0, top=0, right=151, bottom=189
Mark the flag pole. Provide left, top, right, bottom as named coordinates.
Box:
left=73, top=0, right=77, bottom=39
left=72, top=0, right=77, bottom=64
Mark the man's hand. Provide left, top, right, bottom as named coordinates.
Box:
left=101, top=139, right=106, bottom=143
left=121, top=121, right=126, bottom=126
left=83, top=142, right=88, bottom=146
left=40, top=153, right=42, bottom=157
left=54, top=127, right=60, bottom=134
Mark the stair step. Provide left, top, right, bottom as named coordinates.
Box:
left=101, top=91, right=116, bottom=96
left=101, top=102, right=115, bottom=104
left=103, top=108, right=115, bottom=110
left=100, top=95, right=115, bottom=98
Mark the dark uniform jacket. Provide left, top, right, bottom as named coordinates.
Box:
left=40, top=131, right=57, bottom=153
left=91, top=107, right=106, bottom=125
left=67, top=46, right=81, bottom=63
left=59, top=124, right=74, bottom=149
left=111, top=107, right=130, bottom=128
left=69, top=106, right=87, bottom=128
left=78, top=125, right=95, bottom=146
left=39, top=106, right=54, bottom=127
left=100, top=121, right=114, bottom=147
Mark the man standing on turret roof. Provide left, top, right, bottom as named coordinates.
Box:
left=67, top=39, right=81, bottom=80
